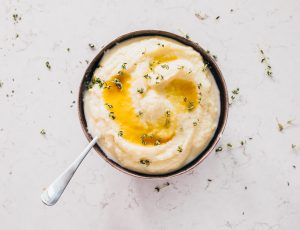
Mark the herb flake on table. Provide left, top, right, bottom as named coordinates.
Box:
left=45, top=61, right=51, bottom=70
left=154, top=182, right=170, bottom=192
left=206, top=50, right=218, bottom=62
left=259, top=48, right=273, bottom=77
left=229, top=87, right=240, bottom=105
left=88, top=43, right=95, bottom=49
left=12, top=14, right=21, bottom=23
left=40, top=129, right=46, bottom=135
left=215, top=146, right=223, bottom=152
left=136, top=111, right=143, bottom=117
left=276, top=118, right=294, bottom=132
left=227, top=143, right=233, bottom=148
left=195, top=12, right=208, bottom=21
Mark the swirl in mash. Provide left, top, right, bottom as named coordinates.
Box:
left=84, top=36, right=220, bottom=174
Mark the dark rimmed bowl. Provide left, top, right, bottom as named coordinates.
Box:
left=78, top=30, right=228, bottom=179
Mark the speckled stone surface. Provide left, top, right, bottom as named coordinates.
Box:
left=0, top=0, right=299, bottom=229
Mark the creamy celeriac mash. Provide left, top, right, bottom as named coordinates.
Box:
left=84, top=36, right=220, bottom=174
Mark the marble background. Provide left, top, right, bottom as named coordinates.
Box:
left=0, top=0, right=299, bottom=229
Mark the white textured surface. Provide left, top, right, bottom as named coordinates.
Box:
left=0, top=0, right=299, bottom=229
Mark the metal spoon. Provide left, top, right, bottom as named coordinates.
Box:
left=41, top=136, right=98, bottom=206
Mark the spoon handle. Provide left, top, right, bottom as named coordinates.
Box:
left=41, top=136, right=99, bottom=206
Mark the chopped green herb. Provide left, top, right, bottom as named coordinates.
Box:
left=166, top=110, right=171, bottom=117
left=215, top=146, right=223, bottom=152
left=137, top=88, right=144, bottom=94
left=105, top=103, right=113, bottom=109
left=137, top=111, right=143, bottom=117
left=212, top=55, right=218, bottom=61
left=232, top=88, right=240, bottom=95
left=118, top=130, right=123, bottom=137
left=197, top=83, right=202, bottom=89
left=67, top=48, right=70, bottom=52
left=187, top=102, right=194, bottom=111
left=277, top=118, right=294, bottom=132
left=185, top=34, right=190, bottom=40
left=161, top=64, right=169, bottom=69
left=157, top=43, right=165, bottom=47
left=109, top=112, right=116, bottom=120
left=88, top=43, right=95, bottom=49
left=154, top=140, right=161, bottom=146
left=216, top=16, right=220, bottom=20
left=259, top=48, right=273, bottom=78
left=195, top=12, right=208, bottom=20
left=12, top=14, right=21, bottom=22
left=117, top=70, right=124, bottom=76
left=45, top=61, right=51, bottom=70
left=40, top=129, right=46, bottom=135
left=292, top=144, right=296, bottom=149
left=141, top=134, right=147, bottom=145
left=0, top=80, right=3, bottom=88
left=140, top=159, right=150, bottom=166
left=154, top=182, right=170, bottom=192
left=193, top=121, right=197, bottom=126
left=121, top=63, right=127, bottom=69
left=177, top=145, right=183, bottom=152
left=202, top=64, right=208, bottom=72
left=227, top=143, right=233, bottom=148
left=229, top=87, right=240, bottom=105
left=89, top=77, right=104, bottom=89
left=177, top=65, right=185, bottom=70
left=144, top=74, right=151, bottom=79
left=198, top=96, right=202, bottom=104
left=113, top=78, right=122, bottom=89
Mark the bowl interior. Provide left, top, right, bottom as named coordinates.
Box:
left=78, top=30, right=228, bottom=178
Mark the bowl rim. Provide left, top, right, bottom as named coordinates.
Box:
left=78, top=30, right=229, bottom=179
